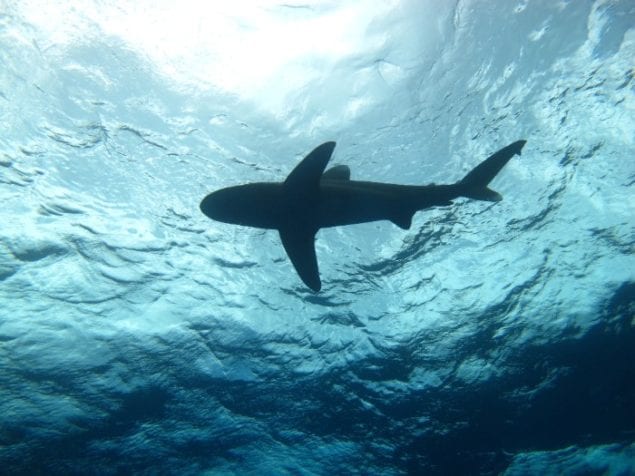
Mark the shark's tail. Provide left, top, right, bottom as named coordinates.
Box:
left=458, top=140, right=526, bottom=201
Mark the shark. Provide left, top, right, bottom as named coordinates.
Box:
left=200, top=140, right=526, bottom=291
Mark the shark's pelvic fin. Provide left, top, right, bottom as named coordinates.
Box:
left=279, top=227, right=321, bottom=291
left=459, top=140, right=526, bottom=202
left=284, top=142, right=336, bottom=193
left=322, top=165, right=351, bottom=181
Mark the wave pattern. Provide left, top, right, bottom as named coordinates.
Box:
left=1, top=1, right=634, bottom=474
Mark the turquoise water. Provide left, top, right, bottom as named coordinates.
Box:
left=1, top=1, right=634, bottom=474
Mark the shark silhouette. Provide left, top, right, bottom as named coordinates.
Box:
left=200, top=140, right=526, bottom=291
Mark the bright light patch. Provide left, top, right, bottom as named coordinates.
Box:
left=16, top=1, right=396, bottom=104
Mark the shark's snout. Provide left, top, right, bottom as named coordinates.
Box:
left=199, top=192, right=220, bottom=220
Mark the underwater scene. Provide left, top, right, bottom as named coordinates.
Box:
left=1, top=0, right=634, bottom=474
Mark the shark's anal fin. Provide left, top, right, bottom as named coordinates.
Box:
left=390, top=210, right=414, bottom=230
left=285, top=142, right=336, bottom=193
left=322, top=165, right=350, bottom=181
left=279, top=227, right=321, bottom=292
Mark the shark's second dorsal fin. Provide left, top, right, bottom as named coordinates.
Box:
left=284, top=142, right=336, bottom=193
left=322, top=165, right=350, bottom=181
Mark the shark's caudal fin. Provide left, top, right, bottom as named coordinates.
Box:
left=459, top=140, right=526, bottom=201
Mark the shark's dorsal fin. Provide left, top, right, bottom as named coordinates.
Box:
left=279, top=227, right=321, bottom=291
left=284, top=142, right=336, bottom=192
left=322, top=165, right=350, bottom=181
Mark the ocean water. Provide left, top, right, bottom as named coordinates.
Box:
left=1, top=0, right=634, bottom=474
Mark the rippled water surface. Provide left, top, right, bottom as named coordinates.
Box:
left=1, top=1, right=634, bottom=474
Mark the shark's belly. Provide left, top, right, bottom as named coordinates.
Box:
left=316, top=186, right=399, bottom=228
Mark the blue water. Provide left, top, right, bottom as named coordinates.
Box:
left=1, top=1, right=634, bottom=474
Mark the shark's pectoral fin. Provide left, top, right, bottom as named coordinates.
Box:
left=390, top=209, right=415, bottom=230
left=285, top=142, right=336, bottom=193
left=279, top=227, right=321, bottom=292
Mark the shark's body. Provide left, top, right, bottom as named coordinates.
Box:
left=200, top=140, right=526, bottom=291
